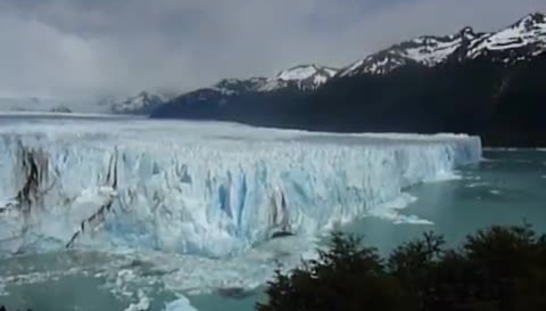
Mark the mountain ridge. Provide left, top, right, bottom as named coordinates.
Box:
left=153, top=11, right=546, bottom=110
left=338, top=12, right=546, bottom=76
left=150, top=12, right=546, bottom=147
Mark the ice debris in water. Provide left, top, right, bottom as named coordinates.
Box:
left=163, top=297, right=199, bottom=311
left=124, top=289, right=150, bottom=311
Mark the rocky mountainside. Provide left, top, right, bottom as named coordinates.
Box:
left=151, top=13, right=546, bottom=146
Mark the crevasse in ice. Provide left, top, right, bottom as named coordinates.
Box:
left=0, top=119, right=482, bottom=258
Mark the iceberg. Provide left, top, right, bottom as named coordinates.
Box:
left=0, top=118, right=482, bottom=258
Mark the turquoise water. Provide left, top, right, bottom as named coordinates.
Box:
left=342, top=150, right=546, bottom=254
left=1, top=150, right=546, bottom=311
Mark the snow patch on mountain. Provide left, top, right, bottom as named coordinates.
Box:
left=258, top=64, right=339, bottom=91
left=210, top=78, right=267, bottom=96
left=277, top=65, right=322, bottom=81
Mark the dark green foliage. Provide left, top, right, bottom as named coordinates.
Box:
left=257, top=225, right=546, bottom=311
left=0, top=306, right=31, bottom=311
left=258, top=232, right=406, bottom=311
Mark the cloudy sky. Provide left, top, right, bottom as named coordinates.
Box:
left=0, top=0, right=545, bottom=97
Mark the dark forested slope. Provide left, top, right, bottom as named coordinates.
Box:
left=294, top=54, right=546, bottom=146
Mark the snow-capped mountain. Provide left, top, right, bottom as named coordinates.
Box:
left=208, top=64, right=339, bottom=95
left=466, top=13, right=546, bottom=59
left=109, top=91, right=177, bottom=114
left=340, top=12, right=546, bottom=77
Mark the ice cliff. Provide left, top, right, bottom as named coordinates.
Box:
left=0, top=119, right=482, bottom=258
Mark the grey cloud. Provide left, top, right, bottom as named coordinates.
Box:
left=0, top=0, right=545, bottom=97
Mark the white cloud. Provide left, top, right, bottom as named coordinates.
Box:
left=0, top=0, right=544, bottom=97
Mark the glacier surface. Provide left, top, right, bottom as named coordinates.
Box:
left=0, top=117, right=482, bottom=259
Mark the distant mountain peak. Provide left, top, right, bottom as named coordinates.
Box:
left=457, top=26, right=479, bottom=40
left=459, top=26, right=474, bottom=34
left=518, top=12, right=545, bottom=26
left=505, top=12, right=545, bottom=34
left=214, top=78, right=244, bottom=89
left=274, top=64, right=337, bottom=81
left=211, top=77, right=267, bottom=95
left=252, top=64, right=339, bottom=91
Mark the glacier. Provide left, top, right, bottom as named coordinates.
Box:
left=0, top=117, right=482, bottom=259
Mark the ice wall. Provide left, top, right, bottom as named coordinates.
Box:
left=0, top=120, right=482, bottom=258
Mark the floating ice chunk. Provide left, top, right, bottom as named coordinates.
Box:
left=366, top=193, right=434, bottom=225
left=124, top=289, right=151, bottom=311
left=466, top=182, right=489, bottom=188
left=393, top=215, right=434, bottom=225
left=163, top=296, right=199, bottom=311
left=368, top=208, right=434, bottom=226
